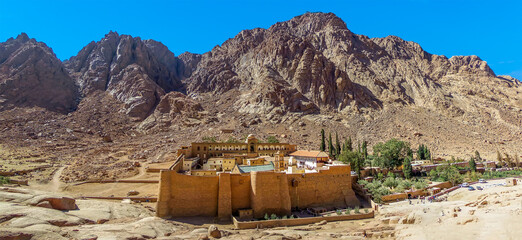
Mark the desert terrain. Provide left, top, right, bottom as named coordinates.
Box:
left=1, top=11, right=521, bottom=240
left=1, top=178, right=520, bottom=239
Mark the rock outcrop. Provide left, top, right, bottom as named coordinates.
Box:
left=0, top=33, right=79, bottom=113
left=139, top=91, right=204, bottom=130
left=64, top=31, right=186, bottom=120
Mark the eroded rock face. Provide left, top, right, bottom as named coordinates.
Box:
left=139, top=91, right=204, bottom=130
left=64, top=31, right=185, bottom=120
left=0, top=33, right=79, bottom=113
left=184, top=12, right=518, bottom=119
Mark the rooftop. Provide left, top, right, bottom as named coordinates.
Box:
left=235, top=162, right=275, bottom=173
left=289, top=150, right=329, bottom=158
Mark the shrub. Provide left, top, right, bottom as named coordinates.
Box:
left=358, top=180, right=369, bottom=186
left=0, top=176, right=8, bottom=185
left=364, top=209, right=369, bottom=213
left=345, top=207, right=351, bottom=214
left=413, top=179, right=428, bottom=190
left=377, top=172, right=384, bottom=180
left=336, top=210, right=342, bottom=215
left=383, top=177, right=399, bottom=188
left=282, top=215, right=287, bottom=220
left=225, top=137, right=241, bottom=143
left=202, top=136, right=217, bottom=143
left=266, top=136, right=279, bottom=143
left=354, top=206, right=360, bottom=213
left=270, top=213, right=277, bottom=220
left=264, top=213, right=269, bottom=220
left=289, top=215, right=295, bottom=219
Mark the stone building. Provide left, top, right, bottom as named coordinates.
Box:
left=289, top=150, right=329, bottom=169
left=177, top=135, right=297, bottom=160
left=157, top=163, right=361, bottom=219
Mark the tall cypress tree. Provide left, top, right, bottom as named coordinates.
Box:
left=424, top=146, right=430, bottom=160
left=328, top=132, right=334, bottom=157
left=335, top=132, right=341, bottom=158
left=347, top=137, right=353, bottom=152
left=469, top=157, right=477, bottom=172
left=320, top=129, right=326, bottom=152
left=474, top=150, right=481, bottom=162
left=417, top=144, right=425, bottom=160
left=362, top=141, right=368, bottom=161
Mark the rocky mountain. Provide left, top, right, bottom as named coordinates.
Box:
left=0, top=12, right=520, bottom=164
left=185, top=12, right=520, bottom=120
left=64, top=31, right=189, bottom=120
left=0, top=33, right=78, bottom=113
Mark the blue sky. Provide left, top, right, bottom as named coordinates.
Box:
left=1, top=0, right=521, bottom=78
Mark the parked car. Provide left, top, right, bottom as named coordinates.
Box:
left=479, top=179, right=486, bottom=183
left=461, top=182, right=469, bottom=187
left=468, top=186, right=475, bottom=191
left=476, top=186, right=483, bottom=190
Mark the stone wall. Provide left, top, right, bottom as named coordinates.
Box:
left=157, top=165, right=360, bottom=219
left=157, top=170, right=219, bottom=217
left=232, top=211, right=375, bottom=229
left=287, top=165, right=359, bottom=209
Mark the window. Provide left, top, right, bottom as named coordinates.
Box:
left=197, top=146, right=200, bottom=151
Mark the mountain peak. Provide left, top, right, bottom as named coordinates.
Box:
left=270, top=12, right=348, bottom=35
left=16, top=32, right=30, bottom=42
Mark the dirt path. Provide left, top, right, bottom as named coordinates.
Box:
left=51, top=166, right=65, bottom=192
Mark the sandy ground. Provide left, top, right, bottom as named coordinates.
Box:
left=380, top=179, right=522, bottom=240
left=14, top=157, right=522, bottom=239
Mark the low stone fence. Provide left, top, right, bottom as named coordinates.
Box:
left=381, top=193, right=408, bottom=202
left=8, top=179, right=28, bottom=185
left=427, top=181, right=452, bottom=190
left=73, top=179, right=159, bottom=185
left=232, top=210, right=375, bottom=229
left=80, top=196, right=157, bottom=202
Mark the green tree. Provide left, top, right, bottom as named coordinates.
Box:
left=347, top=137, right=353, bottom=152
left=266, top=136, right=279, bottom=143
left=335, top=132, right=341, bottom=158
left=338, top=150, right=364, bottom=175
left=328, top=132, right=334, bottom=157
left=373, top=139, right=412, bottom=169
left=469, top=157, right=477, bottom=172
left=417, top=144, right=425, bottom=160
left=431, top=163, right=463, bottom=184
left=320, top=129, right=326, bottom=152
left=474, top=150, right=481, bottom=162
left=361, top=141, right=368, bottom=161
left=403, top=156, right=413, bottom=179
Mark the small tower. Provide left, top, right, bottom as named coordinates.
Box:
left=274, top=151, right=286, bottom=171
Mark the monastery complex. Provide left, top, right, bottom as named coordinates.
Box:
left=156, top=135, right=370, bottom=222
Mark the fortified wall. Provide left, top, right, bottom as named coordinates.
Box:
left=156, top=165, right=360, bottom=219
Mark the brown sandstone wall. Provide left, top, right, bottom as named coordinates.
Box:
left=287, top=166, right=360, bottom=209
left=230, top=174, right=252, bottom=213
left=157, top=165, right=360, bottom=219
left=250, top=171, right=291, bottom=218
left=165, top=171, right=220, bottom=217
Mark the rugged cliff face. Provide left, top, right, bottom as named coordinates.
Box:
left=64, top=32, right=187, bottom=120
left=0, top=33, right=79, bottom=113
left=0, top=12, right=520, bottom=163
left=185, top=12, right=519, bottom=120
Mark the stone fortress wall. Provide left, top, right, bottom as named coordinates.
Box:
left=156, top=164, right=360, bottom=219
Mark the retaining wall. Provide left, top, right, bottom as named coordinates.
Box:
left=232, top=211, right=374, bottom=229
